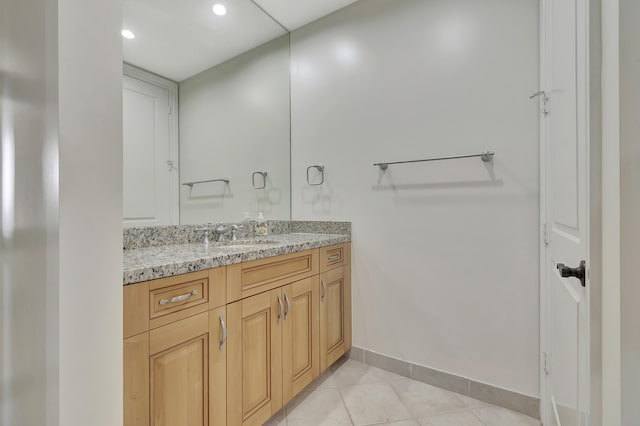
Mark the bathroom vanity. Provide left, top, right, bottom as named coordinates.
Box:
left=123, top=229, right=351, bottom=426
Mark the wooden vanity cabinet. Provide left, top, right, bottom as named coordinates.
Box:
left=227, top=289, right=283, bottom=426
left=124, top=333, right=150, bottom=426
left=319, top=250, right=352, bottom=371
left=282, top=276, right=320, bottom=404
left=226, top=249, right=319, bottom=303
left=149, top=312, right=210, bottom=426
left=124, top=243, right=350, bottom=426
left=209, top=306, right=228, bottom=426
left=319, top=243, right=350, bottom=273
left=124, top=269, right=227, bottom=426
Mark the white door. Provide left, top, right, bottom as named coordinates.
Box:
left=541, top=0, right=590, bottom=424
left=123, top=75, right=178, bottom=226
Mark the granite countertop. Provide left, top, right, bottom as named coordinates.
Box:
left=123, top=233, right=350, bottom=285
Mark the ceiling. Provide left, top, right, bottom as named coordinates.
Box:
left=122, top=0, right=359, bottom=82
left=253, top=0, right=358, bottom=31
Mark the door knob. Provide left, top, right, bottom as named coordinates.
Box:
left=556, top=260, right=586, bottom=287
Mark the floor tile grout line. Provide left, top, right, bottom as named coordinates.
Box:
left=384, top=372, right=484, bottom=421
left=335, top=361, right=416, bottom=426
left=335, top=359, right=483, bottom=424
left=279, top=358, right=534, bottom=426
left=386, top=376, right=423, bottom=421
left=357, top=358, right=541, bottom=424
left=467, top=408, right=488, bottom=426
left=336, top=380, right=356, bottom=425
left=360, top=349, right=541, bottom=421
left=471, top=406, right=541, bottom=426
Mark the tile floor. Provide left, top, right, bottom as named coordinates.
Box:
left=264, top=359, right=540, bottom=426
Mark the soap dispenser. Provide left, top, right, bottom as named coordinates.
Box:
left=255, top=212, right=268, bottom=236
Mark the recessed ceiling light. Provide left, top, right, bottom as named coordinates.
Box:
left=212, top=4, right=227, bottom=16
left=121, top=30, right=136, bottom=39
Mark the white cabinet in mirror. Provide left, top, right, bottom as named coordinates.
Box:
left=122, top=0, right=291, bottom=226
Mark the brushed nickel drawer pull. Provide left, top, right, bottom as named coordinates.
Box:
left=284, top=293, right=291, bottom=320
left=321, top=280, right=326, bottom=302
left=277, top=295, right=283, bottom=324
left=328, top=254, right=341, bottom=261
left=159, top=289, right=199, bottom=305
left=219, top=315, right=227, bottom=350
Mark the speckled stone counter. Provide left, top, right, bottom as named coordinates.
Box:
left=123, top=233, right=350, bottom=285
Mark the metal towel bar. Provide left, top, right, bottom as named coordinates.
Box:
left=182, top=178, right=230, bottom=187
left=374, top=151, right=494, bottom=171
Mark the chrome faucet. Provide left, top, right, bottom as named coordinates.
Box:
left=211, top=223, right=245, bottom=242
left=229, top=224, right=244, bottom=241
left=213, top=223, right=229, bottom=242
left=196, top=223, right=214, bottom=245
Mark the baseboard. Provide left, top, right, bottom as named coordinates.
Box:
left=347, top=346, right=540, bottom=420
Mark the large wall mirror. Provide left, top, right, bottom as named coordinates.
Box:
left=122, top=0, right=291, bottom=227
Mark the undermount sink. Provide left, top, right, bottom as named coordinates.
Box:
left=212, top=239, right=279, bottom=249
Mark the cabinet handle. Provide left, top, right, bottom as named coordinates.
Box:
left=219, top=315, right=227, bottom=350
left=159, top=289, right=198, bottom=305
left=277, top=295, right=283, bottom=324
left=284, top=293, right=291, bottom=320
left=328, top=254, right=340, bottom=261
left=321, top=280, right=326, bottom=302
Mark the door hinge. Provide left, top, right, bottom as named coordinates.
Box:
left=543, top=351, right=551, bottom=375
left=543, top=223, right=550, bottom=246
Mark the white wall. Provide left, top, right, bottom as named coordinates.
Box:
left=179, top=35, right=291, bottom=224
left=58, top=0, right=123, bottom=424
left=601, top=0, right=622, bottom=423
left=290, top=0, right=540, bottom=396
left=1, top=0, right=59, bottom=423
left=588, top=0, right=603, bottom=421
left=2, top=0, right=123, bottom=424
left=620, top=0, right=639, bottom=424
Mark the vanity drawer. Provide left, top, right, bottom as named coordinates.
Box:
left=149, top=277, right=208, bottom=319
left=319, top=243, right=350, bottom=272
left=227, top=249, right=319, bottom=302
left=124, top=268, right=227, bottom=338
left=147, top=271, right=211, bottom=330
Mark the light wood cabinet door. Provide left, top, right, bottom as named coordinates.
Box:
left=209, top=306, right=227, bottom=426
left=282, top=277, right=320, bottom=404
left=124, top=332, right=150, bottom=426
left=319, top=266, right=352, bottom=371
left=149, top=312, right=210, bottom=426
left=227, top=289, right=283, bottom=426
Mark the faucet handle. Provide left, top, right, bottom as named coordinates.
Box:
left=229, top=224, right=244, bottom=241
left=213, top=223, right=230, bottom=242
left=195, top=223, right=214, bottom=245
